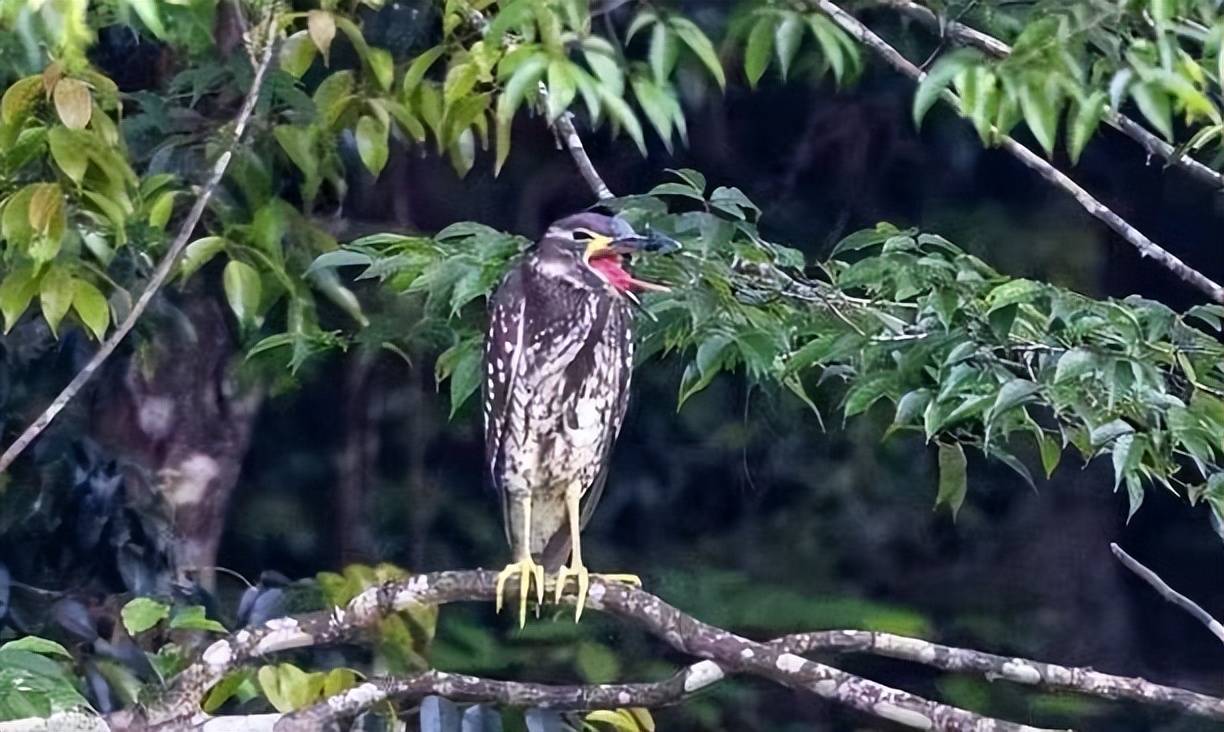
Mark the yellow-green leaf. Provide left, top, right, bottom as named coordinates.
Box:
left=402, top=46, right=446, bottom=98
left=71, top=278, right=109, bottom=340
left=355, top=115, right=389, bottom=176
left=48, top=127, right=88, bottom=183
left=935, top=442, right=967, bottom=519
left=180, top=236, right=229, bottom=280
left=222, top=259, right=262, bottom=328
left=0, top=264, right=39, bottom=332
left=774, top=13, right=803, bottom=81
left=53, top=78, right=92, bottom=130
left=40, top=264, right=73, bottom=336
left=546, top=58, right=577, bottom=121
left=280, top=31, right=318, bottom=78
left=257, top=664, right=324, bottom=713
left=367, top=47, right=394, bottom=92
left=121, top=597, right=170, bottom=635
left=2, top=186, right=36, bottom=246
left=147, top=190, right=176, bottom=230
left=1, top=76, right=42, bottom=126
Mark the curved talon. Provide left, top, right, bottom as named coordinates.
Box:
left=554, top=568, right=642, bottom=622
left=495, top=558, right=544, bottom=628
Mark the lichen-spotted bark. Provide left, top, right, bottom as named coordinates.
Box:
left=92, top=291, right=262, bottom=590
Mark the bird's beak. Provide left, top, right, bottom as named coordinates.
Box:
left=610, top=226, right=681, bottom=256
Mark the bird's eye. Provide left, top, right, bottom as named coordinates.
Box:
left=572, top=229, right=596, bottom=241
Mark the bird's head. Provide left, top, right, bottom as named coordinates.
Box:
left=541, top=212, right=679, bottom=293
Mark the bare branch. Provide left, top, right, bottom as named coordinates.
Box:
left=804, top=0, right=1224, bottom=304
left=545, top=94, right=615, bottom=200
left=1111, top=542, right=1224, bottom=645
left=774, top=630, right=1224, bottom=719
left=873, top=0, right=1224, bottom=192
left=134, top=569, right=1224, bottom=731
left=0, top=12, right=281, bottom=474
left=275, top=667, right=705, bottom=731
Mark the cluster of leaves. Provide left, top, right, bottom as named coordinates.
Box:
left=915, top=0, right=1224, bottom=161
left=320, top=170, right=1224, bottom=526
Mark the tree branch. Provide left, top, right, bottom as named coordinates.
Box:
left=0, top=12, right=280, bottom=474
left=803, top=0, right=1224, bottom=304
left=1111, top=542, right=1224, bottom=645
left=546, top=99, right=615, bottom=201
left=872, top=0, right=1224, bottom=192
left=126, top=569, right=1224, bottom=732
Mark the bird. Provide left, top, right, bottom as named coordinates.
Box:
left=482, top=212, right=677, bottom=626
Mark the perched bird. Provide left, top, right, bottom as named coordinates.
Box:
left=483, top=212, right=677, bottom=625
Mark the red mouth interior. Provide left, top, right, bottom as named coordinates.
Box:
left=588, top=251, right=634, bottom=291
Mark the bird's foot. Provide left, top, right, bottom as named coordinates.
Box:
left=495, top=558, right=545, bottom=628
left=553, top=567, right=641, bottom=621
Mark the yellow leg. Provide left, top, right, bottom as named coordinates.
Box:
left=494, top=496, right=545, bottom=628
left=553, top=490, right=641, bottom=622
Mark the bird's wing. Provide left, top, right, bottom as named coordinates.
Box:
left=578, top=300, right=633, bottom=528
left=483, top=265, right=525, bottom=493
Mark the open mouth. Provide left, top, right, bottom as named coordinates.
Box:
left=586, top=249, right=669, bottom=292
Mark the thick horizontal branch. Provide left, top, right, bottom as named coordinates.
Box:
left=145, top=571, right=1057, bottom=731
left=874, top=0, right=1224, bottom=192
left=805, top=0, right=1224, bottom=304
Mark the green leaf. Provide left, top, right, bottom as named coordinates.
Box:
left=355, top=115, right=389, bottom=176
left=258, top=664, right=324, bottom=713
left=1, top=75, right=43, bottom=126
left=1111, top=433, right=1136, bottom=490
left=631, top=77, right=675, bottom=153
left=222, top=260, right=262, bottom=328
left=48, top=127, right=88, bottom=183
left=774, top=13, right=804, bottom=81
left=71, top=278, right=109, bottom=340
left=169, top=606, right=227, bottom=633
left=1131, top=82, right=1174, bottom=140
left=936, top=442, right=968, bottom=519
left=1125, top=473, right=1145, bottom=521
left=180, top=236, right=228, bottom=280
left=1054, top=347, right=1096, bottom=383
left=1034, top=429, right=1062, bottom=478
left=598, top=85, right=647, bottom=156
left=986, top=378, right=1040, bottom=423
left=1018, top=78, right=1060, bottom=156
left=808, top=16, right=846, bottom=83
left=147, top=190, right=176, bottom=230
left=39, top=265, right=73, bottom=336
left=914, top=50, right=980, bottom=127
left=307, top=10, right=337, bottom=63
left=495, top=53, right=549, bottom=174
left=831, top=225, right=898, bottom=256
left=986, top=278, right=1042, bottom=312
left=744, top=15, right=777, bottom=88
left=403, top=46, right=446, bottom=98
left=678, top=334, right=734, bottom=405
left=437, top=338, right=482, bottom=417
left=0, top=264, right=39, bottom=332
left=443, top=61, right=481, bottom=110
left=366, top=47, right=395, bottom=92
left=280, top=31, right=318, bottom=78
left=1067, top=90, right=1107, bottom=164
left=843, top=373, right=895, bottom=417
left=669, top=17, right=725, bottom=90
left=547, top=58, right=577, bottom=122
left=649, top=22, right=675, bottom=86
left=1090, top=419, right=1134, bottom=447
left=122, top=597, right=170, bottom=635
left=0, top=637, right=71, bottom=658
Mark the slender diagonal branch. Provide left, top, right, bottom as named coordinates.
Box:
left=0, top=13, right=280, bottom=474
left=873, top=0, right=1224, bottom=191
left=804, top=0, right=1224, bottom=304
left=1111, top=542, right=1224, bottom=645
left=547, top=100, right=615, bottom=200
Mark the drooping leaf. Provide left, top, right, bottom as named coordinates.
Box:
left=39, top=264, right=73, bottom=336
left=307, top=10, right=338, bottom=64
left=52, top=78, right=92, bottom=129
left=121, top=597, right=170, bottom=635
left=914, top=50, right=981, bottom=127
left=669, top=17, right=725, bottom=90
left=936, top=442, right=968, bottom=519
left=71, top=278, right=110, bottom=340
left=355, top=115, right=389, bottom=176
left=222, top=259, right=262, bottom=328
left=744, top=14, right=777, bottom=88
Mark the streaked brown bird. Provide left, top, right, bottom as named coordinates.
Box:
left=483, top=212, right=677, bottom=625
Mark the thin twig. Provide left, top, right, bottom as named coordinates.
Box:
left=1110, top=542, right=1224, bottom=645
left=873, top=0, right=1224, bottom=191
left=0, top=12, right=280, bottom=474
left=805, top=0, right=1224, bottom=304
left=548, top=102, right=615, bottom=201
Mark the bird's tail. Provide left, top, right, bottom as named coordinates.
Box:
left=538, top=531, right=571, bottom=573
